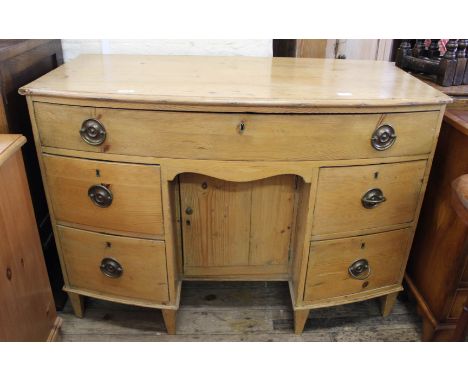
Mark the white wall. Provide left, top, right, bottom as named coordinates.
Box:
left=62, top=39, right=273, bottom=62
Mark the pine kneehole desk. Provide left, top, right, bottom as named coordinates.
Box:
left=20, top=55, right=451, bottom=334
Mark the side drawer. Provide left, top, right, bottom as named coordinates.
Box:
left=43, top=155, right=164, bottom=237
left=58, top=225, right=169, bottom=303
left=34, top=102, right=439, bottom=161
left=304, top=229, right=412, bottom=302
left=312, top=160, right=426, bottom=236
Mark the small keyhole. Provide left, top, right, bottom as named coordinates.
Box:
left=362, top=281, right=369, bottom=288
left=96, top=169, right=101, bottom=177
left=238, top=122, right=246, bottom=134
left=186, top=220, right=191, bottom=226
left=6, top=268, right=12, bottom=281
left=361, top=242, right=366, bottom=249
left=106, top=242, right=112, bottom=248
left=374, top=172, right=379, bottom=179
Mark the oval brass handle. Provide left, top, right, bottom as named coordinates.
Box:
left=348, top=259, right=371, bottom=280
left=371, top=124, right=396, bottom=151
left=361, top=188, right=386, bottom=209
left=80, top=119, right=106, bottom=146
left=100, top=258, right=123, bottom=278
left=88, top=184, right=113, bottom=208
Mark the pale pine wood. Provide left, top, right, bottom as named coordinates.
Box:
left=34, top=102, right=440, bottom=161
left=0, top=134, right=26, bottom=167
left=67, top=292, right=85, bottom=318
left=0, top=139, right=60, bottom=341
left=31, top=94, right=445, bottom=114
left=249, top=176, right=296, bottom=267
left=312, top=161, right=427, bottom=236
left=164, top=158, right=316, bottom=183
left=43, top=155, right=164, bottom=237
left=58, top=226, right=169, bottom=304
left=180, top=174, right=251, bottom=270
left=20, top=56, right=451, bottom=335
left=19, top=55, right=451, bottom=108
left=380, top=292, right=399, bottom=317
left=294, top=309, right=310, bottom=335
left=289, top=173, right=318, bottom=306
left=304, top=229, right=412, bottom=302
left=161, top=309, right=177, bottom=335
left=180, top=174, right=295, bottom=278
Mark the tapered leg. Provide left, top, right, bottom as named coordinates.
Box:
left=68, top=292, right=85, bottom=318
left=294, top=309, right=310, bottom=335
left=162, top=309, right=177, bottom=335
left=380, top=292, right=399, bottom=317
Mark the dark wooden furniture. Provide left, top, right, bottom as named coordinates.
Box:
left=450, top=175, right=468, bottom=341
left=396, top=39, right=468, bottom=87
left=0, top=134, right=61, bottom=341
left=406, top=108, right=468, bottom=341
left=0, top=39, right=66, bottom=308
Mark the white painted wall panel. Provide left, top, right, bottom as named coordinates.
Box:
left=62, top=39, right=272, bottom=62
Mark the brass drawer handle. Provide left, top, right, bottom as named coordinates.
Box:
left=371, top=124, right=396, bottom=151
left=361, top=188, right=386, bottom=209
left=80, top=119, right=106, bottom=146
left=88, top=184, right=113, bottom=208
left=348, top=259, right=371, bottom=280
left=100, top=258, right=123, bottom=278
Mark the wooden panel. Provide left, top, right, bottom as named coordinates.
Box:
left=249, top=176, right=296, bottom=266
left=448, top=289, right=468, bottom=319
left=43, top=155, right=164, bottom=237
left=19, top=55, right=451, bottom=109
left=312, top=161, right=426, bottom=236
left=304, top=229, right=412, bottom=302
left=58, top=225, right=169, bottom=303
left=408, top=117, right=468, bottom=321
left=180, top=174, right=295, bottom=277
left=35, top=102, right=439, bottom=161
left=181, top=174, right=251, bottom=268
left=462, top=258, right=468, bottom=283
left=0, top=148, right=58, bottom=341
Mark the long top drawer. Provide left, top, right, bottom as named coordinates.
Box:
left=34, top=102, right=439, bottom=161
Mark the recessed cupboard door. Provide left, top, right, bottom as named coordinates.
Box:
left=179, top=174, right=296, bottom=278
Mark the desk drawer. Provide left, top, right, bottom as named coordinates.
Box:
left=304, top=229, right=411, bottom=302
left=34, top=102, right=438, bottom=160
left=58, top=226, right=169, bottom=303
left=43, top=155, right=164, bottom=237
left=312, top=160, right=426, bottom=236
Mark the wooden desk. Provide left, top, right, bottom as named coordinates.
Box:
left=20, top=56, right=450, bottom=334
left=0, top=134, right=61, bottom=341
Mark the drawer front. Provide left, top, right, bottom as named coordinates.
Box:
left=312, top=161, right=426, bottom=236
left=34, top=102, right=439, bottom=161
left=304, top=229, right=411, bottom=302
left=58, top=226, right=169, bottom=303
left=448, top=289, right=468, bottom=319
left=43, top=155, right=164, bottom=236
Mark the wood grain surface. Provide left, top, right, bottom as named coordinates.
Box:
left=19, top=55, right=451, bottom=109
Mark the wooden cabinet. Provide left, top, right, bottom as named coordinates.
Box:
left=406, top=108, right=468, bottom=341
left=20, top=55, right=450, bottom=335
left=0, top=39, right=66, bottom=308
left=0, top=135, right=61, bottom=341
